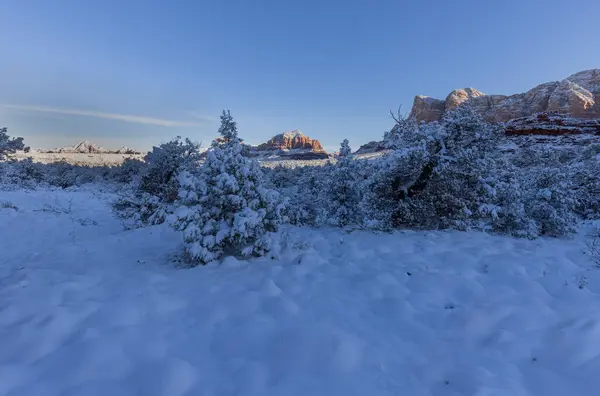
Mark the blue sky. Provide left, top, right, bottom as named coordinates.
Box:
left=1, top=0, right=599, bottom=152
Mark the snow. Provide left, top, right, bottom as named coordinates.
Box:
left=2, top=187, right=600, bottom=395
left=281, top=129, right=305, bottom=139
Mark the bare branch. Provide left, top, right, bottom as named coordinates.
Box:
left=389, top=105, right=404, bottom=124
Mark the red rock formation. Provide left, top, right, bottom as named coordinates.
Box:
left=505, top=112, right=600, bottom=136
left=355, top=140, right=387, bottom=155
left=257, top=130, right=326, bottom=153
left=409, top=69, right=600, bottom=123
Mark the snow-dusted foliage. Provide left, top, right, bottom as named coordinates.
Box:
left=214, top=110, right=239, bottom=146
left=138, top=137, right=202, bottom=202
left=113, top=137, right=202, bottom=228
left=316, top=140, right=364, bottom=227
left=359, top=105, right=583, bottom=237
left=522, top=167, right=578, bottom=236
left=288, top=163, right=333, bottom=225
left=171, top=112, right=286, bottom=265
left=571, top=149, right=600, bottom=219
left=482, top=143, right=582, bottom=237
left=0, top=158, right=119, bottom=190
left=363, top=106, right=503, bottom=231
left=112, top=158, right=145, bottom=184
left=0, top=127, right=28, bottom=160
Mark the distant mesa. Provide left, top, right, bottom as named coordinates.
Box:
left=209, top=130, right=329, bottom=160
left=41, top=140, right=141, bottom=155
left=254, top=129, right=328, bottom=159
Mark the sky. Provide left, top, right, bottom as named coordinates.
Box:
left=1, top=0, right=599, bottom=153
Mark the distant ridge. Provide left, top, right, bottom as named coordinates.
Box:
left=40, top=140, right=141, bottom=155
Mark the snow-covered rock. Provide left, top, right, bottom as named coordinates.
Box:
left=254, top=130, right=328, bottom=159
left=505, top=112, right=600, bottom=136
left=408, top=96, right=446, bottom=123
left=409, top=68, right=600, bottom=123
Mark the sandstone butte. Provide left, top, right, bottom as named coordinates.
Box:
left=255, top=130, right=328, bottom=159
left=257, top=129, right=326, bottom=152
left=409, top=69, right=600, bottom=124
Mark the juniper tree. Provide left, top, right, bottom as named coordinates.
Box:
left=317, top=139, right=363, bottom=227
left=0, top=127, right=28, bottom=160
left=172, top=111, right=286, bottom=265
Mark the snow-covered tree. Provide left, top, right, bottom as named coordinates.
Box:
left=211, top=110, right=240, bottom=148
left=139, top=137, right=202, bottom=202
left=0, top=127, right=28, bottom=160
left=113, top=137, right=202, bottom=228
left=573, top=157, right=600, bottom=219
left=171, top=111, right=286, bottom=265
left=523, top=166, right=578, bottom=236
left=287, top=163, right=333, bottom=225
left=363, top=105, right=504, bottom=231
left=339, top=139, right=352, bottom=158
left=316, top=140, right=364, bottom=227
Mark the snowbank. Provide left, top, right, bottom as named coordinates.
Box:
left=1, top=188, right=599, bottom=395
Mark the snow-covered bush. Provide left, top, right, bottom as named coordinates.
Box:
left=288, top=163, right=333, bottom=226
left=361, top=105, right=582, bottom=237
left=113, top=137, right=202, bottom=228
left=0, top=158, right=44, bottom=188
left=523, top=166, right=578, bottom=236
left=571, top=157, right=600, bottom=219
left=263, top=164, right=304, bottom=190
left=43, top=160, right=97, bottom=188
left=138, top=137, right=202, bottom=202
left=171, top=111, right=286, bottom=265
left=363, top=106, right=503, bottom=231
left=481, top=159, right=578, bottom=238
left=313, top=140, right=365, bottom=227
left=0, top=127, right=28, bottom=160
left=486, top=142, right=586, bottom=237
left=361, top=145, right=434, bottom=230
left=112, top=158, right=146, bottom=184
left=0, top=158, right=110, bottom=189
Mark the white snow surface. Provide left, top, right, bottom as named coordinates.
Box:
left=2, top=187, right=600, bottom=396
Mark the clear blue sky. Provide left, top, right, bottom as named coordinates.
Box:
left=1, top=0, right=599, bottom=152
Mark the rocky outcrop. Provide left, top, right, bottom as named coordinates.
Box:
left=114, top=146, right=141, bottom=155
left=409, top=69, right=600, bottom=123
left=254, top=130, right=328, bottom=159
left=505, top=112, right=600, bottom=136
left=355, top=140, right=387, bottom=155
left=257, top=130, right=325, bottom=152
left=408, top=96, right=446, bottom=122
left=64, top=140, right=104, bottom=154
left=445, top=88, right=486, bottom=111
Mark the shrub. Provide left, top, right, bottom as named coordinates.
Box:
left=171, top=111, right=286, bottom=265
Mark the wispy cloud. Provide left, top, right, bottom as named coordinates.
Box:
left=3, top=104, right=206, bottom=127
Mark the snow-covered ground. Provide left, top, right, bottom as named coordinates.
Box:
left=1, top=187, right=600, bottom=395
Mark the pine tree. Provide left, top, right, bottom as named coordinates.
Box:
left=172, top=111, right=286, bottom=265
left=212, top=110, right=240, bottom=148
left=318, top=139, right=363, bottom=227
left=0, top=127, right=28, bottom=160
left=339, top=139, right=352, bottom=158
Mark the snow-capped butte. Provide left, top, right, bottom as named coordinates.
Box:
left=252, top=129, right=328, bottom=160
